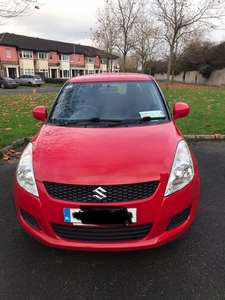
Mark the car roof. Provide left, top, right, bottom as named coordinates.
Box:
left=68, top=73, right=154, bottom=83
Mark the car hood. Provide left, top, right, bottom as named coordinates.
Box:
left=32, top=123, right=182, bottom=185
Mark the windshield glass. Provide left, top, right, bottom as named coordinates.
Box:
left=48, top=81, right=168, bottom=126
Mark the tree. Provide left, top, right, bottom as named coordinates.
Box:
left=0, top=0, right=42, bottom=22
left=91, top=4, right=118, bottom=72
left=178, top=39, right=214, bottom=74
left=93, top=0, right=147, bottom=71
left=151, top=0, right=225, bottom=88
left=132, top=19, right=162, bottom=73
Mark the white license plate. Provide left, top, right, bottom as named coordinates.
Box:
left=63, top=208, right=137, bottom=225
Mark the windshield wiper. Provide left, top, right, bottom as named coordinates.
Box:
left=60, top=117, right=123, bottom=126
left=104, top=116, right=165, bottom=127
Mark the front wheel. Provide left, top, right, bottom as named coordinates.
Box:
left=28, top=82, right=32, bottom=86
left=1, top=83, right=5, bottom=89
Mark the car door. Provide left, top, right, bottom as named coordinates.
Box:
left=18, top=75, right=26, bottom=85
left=16, top=75, right=22, bottom=85
left=22, top=75, right=28, bottom=85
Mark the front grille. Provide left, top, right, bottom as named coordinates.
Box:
left=166, top=206, right=191, bottom=231
left=44, top=181, right=159, bottom=203
left=51, top=223, right=153, bottom=242
left=20, top=208, right=40, bottom=230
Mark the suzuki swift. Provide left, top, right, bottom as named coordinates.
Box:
left=13, top=73, right=200, bottom=251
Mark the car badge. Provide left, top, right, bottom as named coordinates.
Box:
left=93, top=187, right=107, bottom=200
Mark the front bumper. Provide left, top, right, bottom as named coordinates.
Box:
left=13, top=176, right=200, bottom=251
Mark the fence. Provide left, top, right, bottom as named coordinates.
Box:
left=154, top=68, right=225, bottom=86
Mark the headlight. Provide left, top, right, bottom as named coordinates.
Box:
left=16, top=142, right=39, bottom=197
left=164, top=140, right=194, bottom=196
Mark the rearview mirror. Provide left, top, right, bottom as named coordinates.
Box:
left=172, top=102, right=190, bottom=120
left=32, top=106, right=47, bottom=121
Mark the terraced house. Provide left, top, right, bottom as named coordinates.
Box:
left=0, top=33, right=119, bottom=79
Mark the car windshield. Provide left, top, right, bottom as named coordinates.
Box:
left=48, top=81, right=168, bottom=126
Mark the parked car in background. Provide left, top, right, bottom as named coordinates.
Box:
left=13, top=73, right=200, bottom=251
left=0, top=76, right=19, bottom=89
left=16, top=74, right=42, bottom=86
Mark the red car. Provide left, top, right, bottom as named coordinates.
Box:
left=13, top=73, right=200, bottom=251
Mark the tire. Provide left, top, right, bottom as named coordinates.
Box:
left=1, top=83, right=5, bottom=89
left=28, top=82, right=32, bottom=86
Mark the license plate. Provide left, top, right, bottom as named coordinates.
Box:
left=63, top=207, right=137, bottom=226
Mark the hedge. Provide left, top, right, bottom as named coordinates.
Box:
left=44, top=78, right=68, bottom=85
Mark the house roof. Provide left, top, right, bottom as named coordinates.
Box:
left=0, top=32, right=118, bottom=59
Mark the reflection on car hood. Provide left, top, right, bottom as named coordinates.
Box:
left=32, top=123, right=182, bottom=185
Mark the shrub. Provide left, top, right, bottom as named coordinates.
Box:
left=44, top=78, right=68, bottom=85
left=199, top=65, right=213, bottom=79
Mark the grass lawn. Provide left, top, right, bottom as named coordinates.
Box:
left=1, top=82, right=225, bottom=149
left=161, top=82, right=225, bottom=136
left=0, top=92, right=57, bottom=148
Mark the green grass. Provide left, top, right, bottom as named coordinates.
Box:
left=1, top=83, right=225, bottom=149
left=0, top=92, right=57, bottom=148
left=161, top=82, right=225, bottom=135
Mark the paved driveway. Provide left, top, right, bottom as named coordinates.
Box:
left=0, top=140, right=225, bottom=300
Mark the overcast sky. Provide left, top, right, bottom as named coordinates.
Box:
left=0, top=0, right=105, bottom=45
left=0, top=0, right=225, bottom=46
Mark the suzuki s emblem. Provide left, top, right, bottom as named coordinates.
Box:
left=93, top=187, right=107, bottom=200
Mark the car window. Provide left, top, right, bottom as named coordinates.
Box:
left=48, top=81, right=168, bottom=125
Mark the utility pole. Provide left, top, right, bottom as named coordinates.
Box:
left=73, top=43, right=76, bottom=77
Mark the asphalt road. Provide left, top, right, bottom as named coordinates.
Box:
left=0, top=86, right=61, bottom=95
left=0, top=140, right=225, bottom=300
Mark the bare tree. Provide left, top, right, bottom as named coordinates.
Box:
left=91, top=3, right=118, bottom=72
left=133, top=19, right=163, bottom=73
left=0, top=0, right=42, bottom=22
left=93, top=0, right=147, bottom=72
left=151, top=0, right=225, bottom=88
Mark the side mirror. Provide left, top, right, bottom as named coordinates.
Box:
left=172, top=102, right=190, bottom=120
left=32, top=106, right=47, bottom=121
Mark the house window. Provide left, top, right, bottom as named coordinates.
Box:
left=70, top=55, right=73, bottom=62
left=20, top=50, right=33, bottom=58
left=49, top=53, right=53, bottom=60
left=21, top=69, right=34, bottom=75
left=59, top=54, right=69, bottom=61
left=86, top=57, right=94, bottom=63
left=38, top=52, right=47, bottom=59
left=6, top=49, right=11, bottom=58
left=78, top=56, right=81, bottom=62
left=38, top=69, right=48, bottom=77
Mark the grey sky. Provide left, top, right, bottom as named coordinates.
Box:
left=0, top=0, right=104, bottom=45
left=0, top=0, right=225, bottom=46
